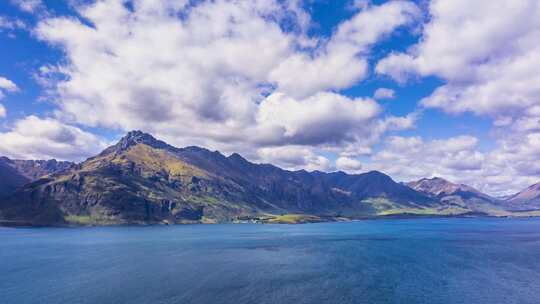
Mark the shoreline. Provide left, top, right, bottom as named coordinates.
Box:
left=2, top=212, right=540, bottom=228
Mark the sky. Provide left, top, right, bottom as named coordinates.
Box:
left=0, top=0, right=539, bottom=196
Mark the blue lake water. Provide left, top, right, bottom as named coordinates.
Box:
left=2, top=218, right=540, bottom=304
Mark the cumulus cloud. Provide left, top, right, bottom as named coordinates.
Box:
left=0, top=115, right=107, bottom=161
left=327, top=111, right=418, bottom=159
left=348, top=0, right=371, bottom=11
left=373, top=88, right=395, bottom=100
left=256, top=92, right=380, bottom=146
left=257, top=145, right=331, bottom=172
left=376, top=0, right=540, bottom=117
left=269, top=0, right=420, bottom=98
left=365, top=135, right=485, bottom=189
left=10, top=0, right=44, bottom=13
left=372, top=0, right=540, bottom=194
left=0, top=77, right=18, bottom=92
left=0, top=76, right=18, bottom=117
left=34, top=0, right=419, bottom=158
left=336, top=156, right=363, bottom=172
left=363, top=134, right=540, bottom=196
left=0, top=15, right=26, bottom=33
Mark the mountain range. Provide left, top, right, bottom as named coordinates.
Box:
left=0, top=157, right=74, bottom=198
left=0, top=131, right=539, bottom=226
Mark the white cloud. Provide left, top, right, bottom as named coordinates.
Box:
left=365, top=135, right=485, bottom=189
left=376, top=0, right=540, bottom=117
left=336, top=156, right=363, bottom=172
left=269, top=0, right=420, bottom=98
left=11, top=0, right=44, bottom=13
left=256, top=92, right=380, bottom=146
left=257, top=145, right=331, bottom=172
left=0, top=115, right=107, bottom=161
left=327, top=111, right=418, bottom=159
left=377, top=113, right=417, bottom=132
left=0, top=15, right=26, bottom=32
left=373, top=88, right=395, bottom=100
left=348, top=0, right=371, bottom=11
left=34, top=0, right=419, bottom=156
left=0, top=77, right=18, bottom=92
left=364, top=134, right=540, bottom=196
left=373, top=0, right=540, bottom=194
left=0, top=77, right=18, bottom=118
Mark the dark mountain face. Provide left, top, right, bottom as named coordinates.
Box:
left=1, top=131, right=447, bottom=226
left=0, top=157, right=74, bottom=198
left=0, top=157, right=30, bottom=198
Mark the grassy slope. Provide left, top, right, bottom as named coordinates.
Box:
left=264, top=214, right=325, bottom=224
left=55, top=144, right=261, bottom=224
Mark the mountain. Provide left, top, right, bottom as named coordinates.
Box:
left=505, top=182, right=540, bottom=209
left=0, top=157, right=30, bottom=198
left=0, top=131, right=457, bottom=226
left=0, top=157, right=74, bottom=198
left=9, top=159, right=74, bottom=181
left=406, top=177, right=505, bottom=214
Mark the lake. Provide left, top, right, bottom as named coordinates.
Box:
left=1, top=218, right=540, bottom=304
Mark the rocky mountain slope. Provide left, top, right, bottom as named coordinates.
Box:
left=0, top=157, right=74, bottom=198
left=505, top=182, right=540, bottom=209
left=406, top=177, right=505, bottom=214
left=0, top=131, right=461, bottom=226
left=10, top=158, right=74, bottom=181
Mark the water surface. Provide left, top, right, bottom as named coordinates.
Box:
left=2, top=218, right=540, bottom=304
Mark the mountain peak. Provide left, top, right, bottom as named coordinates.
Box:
left=0, top=156, right=12, bottom=163
left=407, top=176, right=487, bottom=199
left=424, top=177, right=448, bottom=182
left=413, top=177, right=454, bottom=186
left=365, top=170, right=389, bottom=177
left=363, top=170, right=394, bottom=181
left=121, top=130, right=159, bottom=145
left=101, top=130, right=174, bottom=155
left=227, top=152, right=248, bottom=163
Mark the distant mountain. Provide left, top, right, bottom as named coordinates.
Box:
left=406, top=177, right=505, bottom=214
left=0, top=157, right=74, bottom=198
left=0, top=157, right=30, bottom=198
left=10, top=159, right=75, bottom=181
left=506, top=182, right=540, bottom=209
left=408, top=177, right=475, bottom=196
left=0, top=131, right=455, bottom=226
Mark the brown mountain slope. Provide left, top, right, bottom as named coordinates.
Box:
left=406, top=177, right=506, bottom=214
left=506, top=182, right=540, bottom=209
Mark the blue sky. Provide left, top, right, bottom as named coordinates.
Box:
left=0, top=0, right=538, bottom=195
